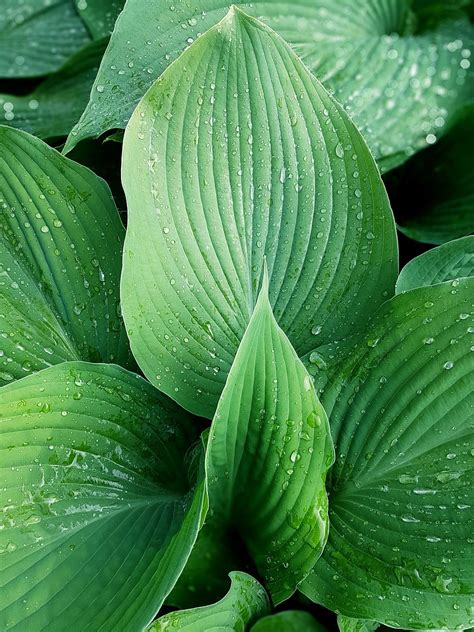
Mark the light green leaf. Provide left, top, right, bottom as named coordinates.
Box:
left=0, top=362, right=206, bottom=631
left=0, top=0, right=90, bottom=78
left=301, top=278, right=474, bottom=629
left=121, top=7, right=397, bottom=418
left=75, top=0, right=124, bottom=39
left=0, top=38, right=107, bottom=140
left=64, top=0, right=474, bottom=170
left=397, top=236, right=474, bottom=293
left=337, top=616, right=379, bottom=632
left=389, top=106, right=474, bottom=244
left=0, top=126, right=132, bottom=385
left=206, top=277, right=334, bottom=603
left=149, top=572, right=270, bottom=631
left=251, top=611, right=328, bottom=632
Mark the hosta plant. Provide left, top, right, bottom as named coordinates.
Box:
left=0, top=2, right=473, bottom=631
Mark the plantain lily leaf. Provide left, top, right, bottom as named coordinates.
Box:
left=301, top=278, right=474, bottom=629
left=0, top=39, right=107, bottom=140
left=0, top=0, right=90, bottom=78
left=397, top=236, right=474, bottom=293
left=387, top=106, right=474, bottom=244
left=0, top=126, right=132, bottom=385
left=0, top=362, right=207, bottom=631
left=206, top=277, right=334, bottom=603
left=149, top=572, right=270, bottom=631
left=64, top=0, right=474, bottom=171
left=121, top=7, right=397, bottom=418
left=75, top=0, right=125, bottom=39
left=251, top=611, right=328, bottom=631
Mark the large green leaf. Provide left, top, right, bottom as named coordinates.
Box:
left=301, top=278, right=474, bottom=629
left=251, top=611, right=328, bottom=632
left=0, top=126, right=132, bottom=385
left=0, top=39, right=107, bottom=140
left=149, top=572, right=270, bottom=631
left=397, top=236, right=474, bottom=293
left=64, top=0, right=474, bottom=170
left=206, top=278, right=334, bottom=603
left=121, top=7, right=397, bottom=418
left=75, top=0, right=124, bottom=39
left=0, top=0, right=90, bottom=78
left=387, top=106, right=474, bottom=244
left=0, top=362, right=206, bottom=631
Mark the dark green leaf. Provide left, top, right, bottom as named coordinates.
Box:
left=0, top=0, right=90, bottom=78
left=0, top=126, right=132, bottom=385
left=0, top=362, right=206, bottom=630
left=301, top=278, right=474, bottom=629
left=251, top=611, right=328, bottom=631
left=121, top=8, right=397, bottom=417
left=0, top=38, right=107, bottom=140
left=64, top=0, right=474, bottom=171
left=388, top=106, right=474, bottom=244
left=75, top=0, right=124, bottom=39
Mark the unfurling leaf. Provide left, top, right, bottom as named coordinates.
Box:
left=149, top=572, right=269, bottom=631
left=206, top=277, right=334, bottom=603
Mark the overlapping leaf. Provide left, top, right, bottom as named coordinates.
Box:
left=388, top=106, right=474, bottom=244
left=65, top=0, right=474, bottom=170
left=0, top=39, right=107, bottom=140
left=301, top=278, right=474, bottom=629
left=121, top=8, right=397, bottom=417
left=74, top=0, right=124, bottom=39
left=0, top=0, right=90, bottom=78
left=149, top=572, right=269, bottom=631
left=206, top=279, right=334, bottom=603
left=0, top=362, right=206, bottom=631
left=0, top=126, right=132, bottom=385
left=397, top=236, right=474, bottom=293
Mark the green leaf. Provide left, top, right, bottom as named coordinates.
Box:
left=121, top=7, right=397, bottom=418
left=0, top=0, right=90, bottom=78
left=75, top=0, right=124, bottom=39
left=206, top=277, right=334, bottom=603
left=301, top=278, right=474, bottom=629
left=0, top=38, right=107, bottom=140
left=149, top=572, right=270, bottom=631
left=396, top=236, right=474, bottom=293
left=251, top=611, right=328, bottom=632
left=64, top=0, right=474, bottom=170
left=0, top=126, right=132, bottom=385
left=337, top=616, right=379, bottom=632
left=388, top=106, right=474, bottom=244
left=0, top=362, right=207, bottom=631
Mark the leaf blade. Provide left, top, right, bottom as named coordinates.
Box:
left=396, top=236, right=474, bottom=293
left=0, top=362, right=206, bottom=631
left=301, top=278, right=474, bottom=629
left=121, top=7, right=397, bottom=417
left=206, top=277, right=334, bottom=603
left=0, top=126, right=133, bottom=384
left=149, top=572, right=270, bottom=631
